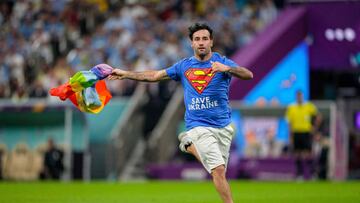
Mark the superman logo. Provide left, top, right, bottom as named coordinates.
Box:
left=185, top=68, right=215, bottom=94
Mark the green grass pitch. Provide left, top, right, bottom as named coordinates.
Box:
left=0, top=180, right=359, bottom=203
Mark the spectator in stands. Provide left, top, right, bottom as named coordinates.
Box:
left=11, top=85, right=29, bottom=104
left=0, top=83, right=9, bottom=98
left=43, top=138, right=64, bottom=180
left=109, top=22, right=253, bottom=203
left=285, top=90, right=322, bottom=180
left=29, top=80, right=47, bottom=98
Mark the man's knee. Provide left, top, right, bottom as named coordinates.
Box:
left=211, top=165, right=226, bottom=179
left=186, top=143, right=195, bottom=153
left=186, top=144, right=202, bottom=162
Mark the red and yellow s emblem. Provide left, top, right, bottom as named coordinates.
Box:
left=185, top=68, right=215, bottom=94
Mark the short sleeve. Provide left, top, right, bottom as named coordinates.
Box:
left=309, top=102, right=318, bottom=115
left=166, top=61, right=181, bottom=81
left=222, top=57, right=239, bottom=68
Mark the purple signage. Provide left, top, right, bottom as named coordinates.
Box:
left=355, top=111, right=360, bottom=130
left=307, top=2, right=360, bottom=69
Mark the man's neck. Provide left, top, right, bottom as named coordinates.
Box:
left=194, top=52, right=212, bottom=62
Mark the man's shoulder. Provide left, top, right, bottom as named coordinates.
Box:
left=287, top=103, right=301, bottom=114
left=212, top=52, right=223, bottom=57
left=170, top=57, right=193, bottom=69
left=304, top=101, right=315, bottom=106
left=179, top=56, right=194, bottom=63
left=212, top=52, right=226, bottom=60
left=304, top=102, right=317, bottom=109
left=287, top=103, right=297, bottom=108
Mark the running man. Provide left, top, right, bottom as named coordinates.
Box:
left=108, top=22, right=253, bottom=203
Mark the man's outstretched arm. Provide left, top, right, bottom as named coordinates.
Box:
left=211, top=61, right=253, bottom=80
left=108, top=69, right=170, bottom=82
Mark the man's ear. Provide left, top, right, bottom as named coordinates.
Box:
left=190, top=39, right=194, bottom=48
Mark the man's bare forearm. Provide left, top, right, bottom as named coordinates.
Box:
left=123, top=70, right=170, bottom=82
left=228, top=67, right=253, bottom=80
left=125, top=71, right=156, bottom=82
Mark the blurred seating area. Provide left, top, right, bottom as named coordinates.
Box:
left=0, top=143, right=46, bottom=180
left=0, top=0, right=278, bottom=101
left=0, top=138, right=66, bottom=181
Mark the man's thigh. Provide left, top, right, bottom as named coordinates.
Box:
left=179, top=126, right=227, bottom=173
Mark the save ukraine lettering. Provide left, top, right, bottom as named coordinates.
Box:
left=188, top=96, right=218, bottom=110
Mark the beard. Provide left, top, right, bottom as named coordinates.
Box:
left=196, top=48, right=209, bottom=60
left=198, top=52, right=206, bottom=60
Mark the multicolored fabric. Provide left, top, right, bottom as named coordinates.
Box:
left=49, top=64, right=113, bottom=114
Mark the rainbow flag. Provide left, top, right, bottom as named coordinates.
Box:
left=49, top=64, right=113, bottom=114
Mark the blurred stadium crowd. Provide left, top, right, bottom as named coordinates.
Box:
left=0, top=0, right=278, bottom=102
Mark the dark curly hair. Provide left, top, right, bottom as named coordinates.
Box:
left=188, top=22, right=213, bottom=41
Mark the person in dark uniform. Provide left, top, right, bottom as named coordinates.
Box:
left=43, top=138, right=64, bottom=180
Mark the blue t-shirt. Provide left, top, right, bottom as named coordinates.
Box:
left=166, top=52, right=239, bottom=130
